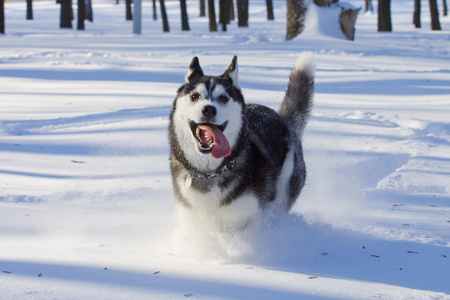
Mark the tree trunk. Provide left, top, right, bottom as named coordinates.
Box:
left=0, top=0, right=4, bottom=34
left=77, top=0, right=85, bottom=30
left=180, top=0, right=190, bottom=31
left=160, top=0, right=170, bottom=32
left=377, top=0, right=392, bottom=31
left=364, top=0, right=373, bottom=13
left=133, top=0, right=141, bottom=33
left=229, top=0, right=235, bottom=20
left=219, top=0, right=230, bottom=31
left=126, top=0, right=132, bottom=20
left=60, top=0, right=73, bottom=28
left=413, top=0, right=421, bottom=28
left=200, top=0, right=206, bottom=17
left=266, top=0, right=274, bottom=20
left=443, top=0, right=448, bottom=16
left=152, top=0, right=157, bottom=20
left=314, top=0, right=330, bottom=7
left=429, top=0, right=441, bottom=30
left=237, top=0, right=248, bottom=27
left=340, top=7, right=360, bottom=40
left=208, top=0, right=217, bottom=31
left=85, top=0, right=93, bottom=22
left=286, top=0, right=307, bottom=40
left=27, top=0, right=33, bottom=20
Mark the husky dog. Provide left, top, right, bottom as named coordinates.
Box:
left=169, top=53, right=315, bottom=230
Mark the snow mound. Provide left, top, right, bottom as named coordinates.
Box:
left=302, top=3, right=350, bottom=39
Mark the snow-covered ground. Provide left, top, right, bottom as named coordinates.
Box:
left=1, top=0, right=449, bottom=299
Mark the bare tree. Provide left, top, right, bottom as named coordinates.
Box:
left=77, top=0, right=85, bottom=30
left=286, top=0, right=307, bottom=40
left=0, top=0, right=4, bottom=34
left=378, top=0, right=392, bottom=31
left=160, top=0, right=170, bottom=32
left=59, top=0, right=73, bottom=28
left=413, top=0, right=421, bottom=28
left=200, top=0, right=206, bottom=17
left=133, top=0, right=141, bottom=33
left=152, top=0, right=157, bottom=20
left=208, top=0, right=217, bottom=31
left=429, top=0, right=441, bottom=30
left=180, top=0, right=190, bottom=30
left=27, top=0, right=33, bottom=20
left=126, top=0, right=132, bottom=20
left=237, top=0, right=248, bottom=27
left=365, top=0, right=373, bottom=13
left=266, top=0, right=274, bottom=20
left=85, top=0, right=93, bottom=22
left=229, top=0, right=234, bottom=20
left=219, top=0, right=230, bottom=31
left=340, top=7, right=360, bottom=40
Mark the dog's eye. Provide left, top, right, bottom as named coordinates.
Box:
left=217, top=95, right=229, bottom=103
left=190, top=93, right=201, bottom=101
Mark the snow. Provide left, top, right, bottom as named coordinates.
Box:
left=1, top=0, right=449, bottom=299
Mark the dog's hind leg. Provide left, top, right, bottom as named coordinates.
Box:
left=276, top=141, right=306, bottom=211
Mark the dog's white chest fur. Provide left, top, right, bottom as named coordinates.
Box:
left=176, top=174, right=260, bottom=229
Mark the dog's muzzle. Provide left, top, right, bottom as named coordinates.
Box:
left=189, top=120, right=231, bottom=159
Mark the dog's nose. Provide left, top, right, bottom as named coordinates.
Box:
left=202, top=105, right=217, bottom=119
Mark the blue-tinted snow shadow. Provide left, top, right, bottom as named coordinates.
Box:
left=238, top=76, right=450, bottom=96
left=0, top=168, right=168, bottom=181
left=2, top=68, right=450, bottom=96
left=241, top=67, right=450, bottom=95
left=0, top=260, right=328, bottom=299
left=242, top=113, right=449, bottom=295
left=0, top=105, right=171, bottom=181
left=0, top=69, right=182, bottom=84
left=316, top=78, right=450, bottom=96
left=247, top=215, right=450, bottom=294
left=0, top=105, right=171, bottom=156
left=307, top=114, right=450, bottom=147
left=1, top=106, right=171, bottom=136
left=242, top=145, right=450, bottom=294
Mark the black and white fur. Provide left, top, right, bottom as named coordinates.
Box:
left=169, top=53, right=315, bottom=230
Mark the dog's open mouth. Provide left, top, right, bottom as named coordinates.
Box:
left=189, top=121, right=231, bottom=159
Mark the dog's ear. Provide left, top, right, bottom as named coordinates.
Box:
left=185, top=57, right=204, bottom=83
left=223, top=56, right=240, bottom=89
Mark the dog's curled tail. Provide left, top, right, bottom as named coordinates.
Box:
left=279, top=52, right=316, bottom=137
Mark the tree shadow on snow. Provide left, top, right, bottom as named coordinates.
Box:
left=0, top=260, right=327, bottom=299
left=241, top=213, right=450, bottom=294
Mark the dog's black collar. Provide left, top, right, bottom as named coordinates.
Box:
left=188, top=159, right=235, bottom=180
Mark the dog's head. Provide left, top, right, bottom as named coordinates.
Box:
left=170, top=56, right=246, bottom=170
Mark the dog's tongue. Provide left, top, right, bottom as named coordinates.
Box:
left=198, top=124, right=231, bottom=159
